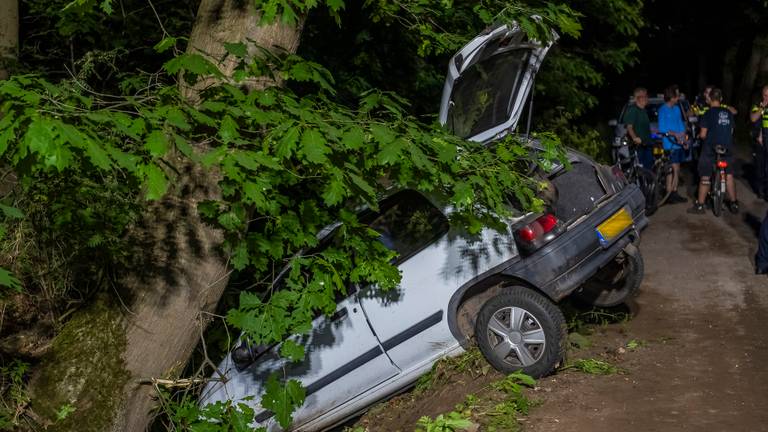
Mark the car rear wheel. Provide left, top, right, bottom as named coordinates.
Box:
left=574, top=243, right=643, bottom=307
left=475, top=286, right=565, bottom=378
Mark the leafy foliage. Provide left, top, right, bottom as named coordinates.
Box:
left=0, top=360, right=30, bottom=431
left=415, top=411, right=473, bottom=432
left=0, top=0, right=647, bottom=428
left=0, top=27, right=564, bottom=429
left=160, top=391, right=268, bottom=432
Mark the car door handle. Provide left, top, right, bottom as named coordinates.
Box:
left=331, top=307, right=348, bottom=322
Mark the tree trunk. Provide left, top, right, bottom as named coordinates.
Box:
left=27, top=2, right=303, bottom=431
left=722, top=44, right=738, bottom=103
left=0, top=0, right=18, bottom=80
left=739, top=35, right=768, bottom=113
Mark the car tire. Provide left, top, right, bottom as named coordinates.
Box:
left=475, top=286, right=566, bottom=378
left=574, top=243, right=644, bottom=307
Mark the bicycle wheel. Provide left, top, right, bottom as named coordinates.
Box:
left=639, top=168, right=660, bottom=215
left=655, top=163, right=672, bottom=207
left=712, top=173, right=724, bottom=217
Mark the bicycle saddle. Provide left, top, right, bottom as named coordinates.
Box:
left=715, top=145, right=726, bottom=155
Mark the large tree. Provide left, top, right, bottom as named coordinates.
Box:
left=0, top=0, right=17, bottom=80
left=24, top=1, right=304, bottom=431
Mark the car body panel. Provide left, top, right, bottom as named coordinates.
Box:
left=359, top=226, right=517, bottom=372
left=200, top=294, right=400, bottom=430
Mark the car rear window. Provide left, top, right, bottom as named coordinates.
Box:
left=368, top=190, right=449, bottom=263
left=447, top=48, right=532, bottom=139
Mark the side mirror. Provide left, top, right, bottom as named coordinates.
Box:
left=688, top=116, right=698, bottom=123
left=608, top=119, right=618, bottom=127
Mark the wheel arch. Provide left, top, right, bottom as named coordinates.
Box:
left=447, top=272, right=551, bottom=348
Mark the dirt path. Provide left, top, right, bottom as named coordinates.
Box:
left=525, top=152, right=768, bottom=431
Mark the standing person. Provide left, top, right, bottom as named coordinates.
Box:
left=695, top=85, right=738, bottom=116
left=658, top=85, right=689, bottom=203
left=750, top=85, right=768, bottom=199
left=624, top=87, right=654, bottom=170
left=688, top=88, right=738, bottom=214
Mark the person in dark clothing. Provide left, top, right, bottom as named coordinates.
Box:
left=688, top=88, right=738, bottom=214
left=750, top=85, right=768, bottom=200
left=756, top=211, right=768, bottom=274
left=624, top=87, right=654, bottom=170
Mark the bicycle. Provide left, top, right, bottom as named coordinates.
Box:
left=612, top=136, right=660, bottom=215
left=650, top=132, right=687, bottom=207
left=709, top=145, right=729, bottom=217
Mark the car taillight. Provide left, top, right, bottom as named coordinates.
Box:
left=515, top=213, right=562, bottom=252
left=611, top=165, right=627, bottom=182
left=717, top=160, right=728, bottom=169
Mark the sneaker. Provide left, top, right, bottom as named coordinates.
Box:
left=687, top=202, right=705, bottom=214
left=727, top=200, right=740, bottom=214
left=669, top=191, right=689, bottom=204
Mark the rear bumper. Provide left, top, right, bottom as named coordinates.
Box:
left=502, top=183, right=648, bottom=301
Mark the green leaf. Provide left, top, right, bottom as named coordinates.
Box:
left=224, top=42, right=248, bottom=58
left=218, top=211, right=243, bottom=231
left=261, top=375, right=306, bottom=428
left=341, top=127, right=364, bottom=150
left=0, top=267, right=22, bottom=293
left=145, top=130, right=168, bottom=157
left=165, top=107, right=191, bottom=131
left=326, top=0, right=345, bottom=12
left=173, top=133, right=194, bottom=158
left=321, top=172, right=346, bottom=206
left=99, top=0, right=113, bottom=14
left=376, top=137, right=405, bottom=165
left=231, top=241, right=249, bottom=270
left=0, top=204, right=23, bottom=219
left=300, top=129, right=329, bottom=164
left=219, top=115, right=240, bottom=144
left=279, top=340, right=305, bottom=362
left=370, top=124, right=395, bottom=146
left=142, top=164, right=168, bottom=200
left=276, top=125, right=299, bottom=159
left=163, top=53, right=223, bottom=78
left=0, top=126, right=15, bottom=158
left=347, top=171, right=375, bottom=200
left=200, top=146, right=226, bottom=167
left=153, top=36, right=177, bottom=53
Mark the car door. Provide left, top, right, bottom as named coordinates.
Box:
left=358, top=191, right=517, bottom=373
left=438, top=23, right=554, bottom=143
left=200, top=288, right=399, bottom=430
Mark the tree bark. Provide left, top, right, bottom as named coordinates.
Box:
left=119, top=2, right=303, bottom=430
left=0, top=0, right=18, bottom=80
left=27, top=2, right=304, bottom=431
left=739, top=35, right=768, bottom=113
left=722, top=44, right=738, bottom=103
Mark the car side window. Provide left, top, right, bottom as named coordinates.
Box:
left=367, top=191, right=449, bottom=264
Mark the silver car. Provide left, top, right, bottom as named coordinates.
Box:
left=201, top=23, right=648, bottom=431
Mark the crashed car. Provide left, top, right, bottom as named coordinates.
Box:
left=201, top=23, right=649, bottom=431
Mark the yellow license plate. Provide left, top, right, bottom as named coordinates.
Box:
left=596, top=208, right=632, bottom=245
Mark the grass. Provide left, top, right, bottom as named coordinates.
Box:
left=414, top=348, right=489, bottom=395
left=415, top=372, right=539, bottom=432
left=563, top=358, right=623, bottom=375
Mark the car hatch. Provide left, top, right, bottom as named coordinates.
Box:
left=438, top=23, right=555, bottom=143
